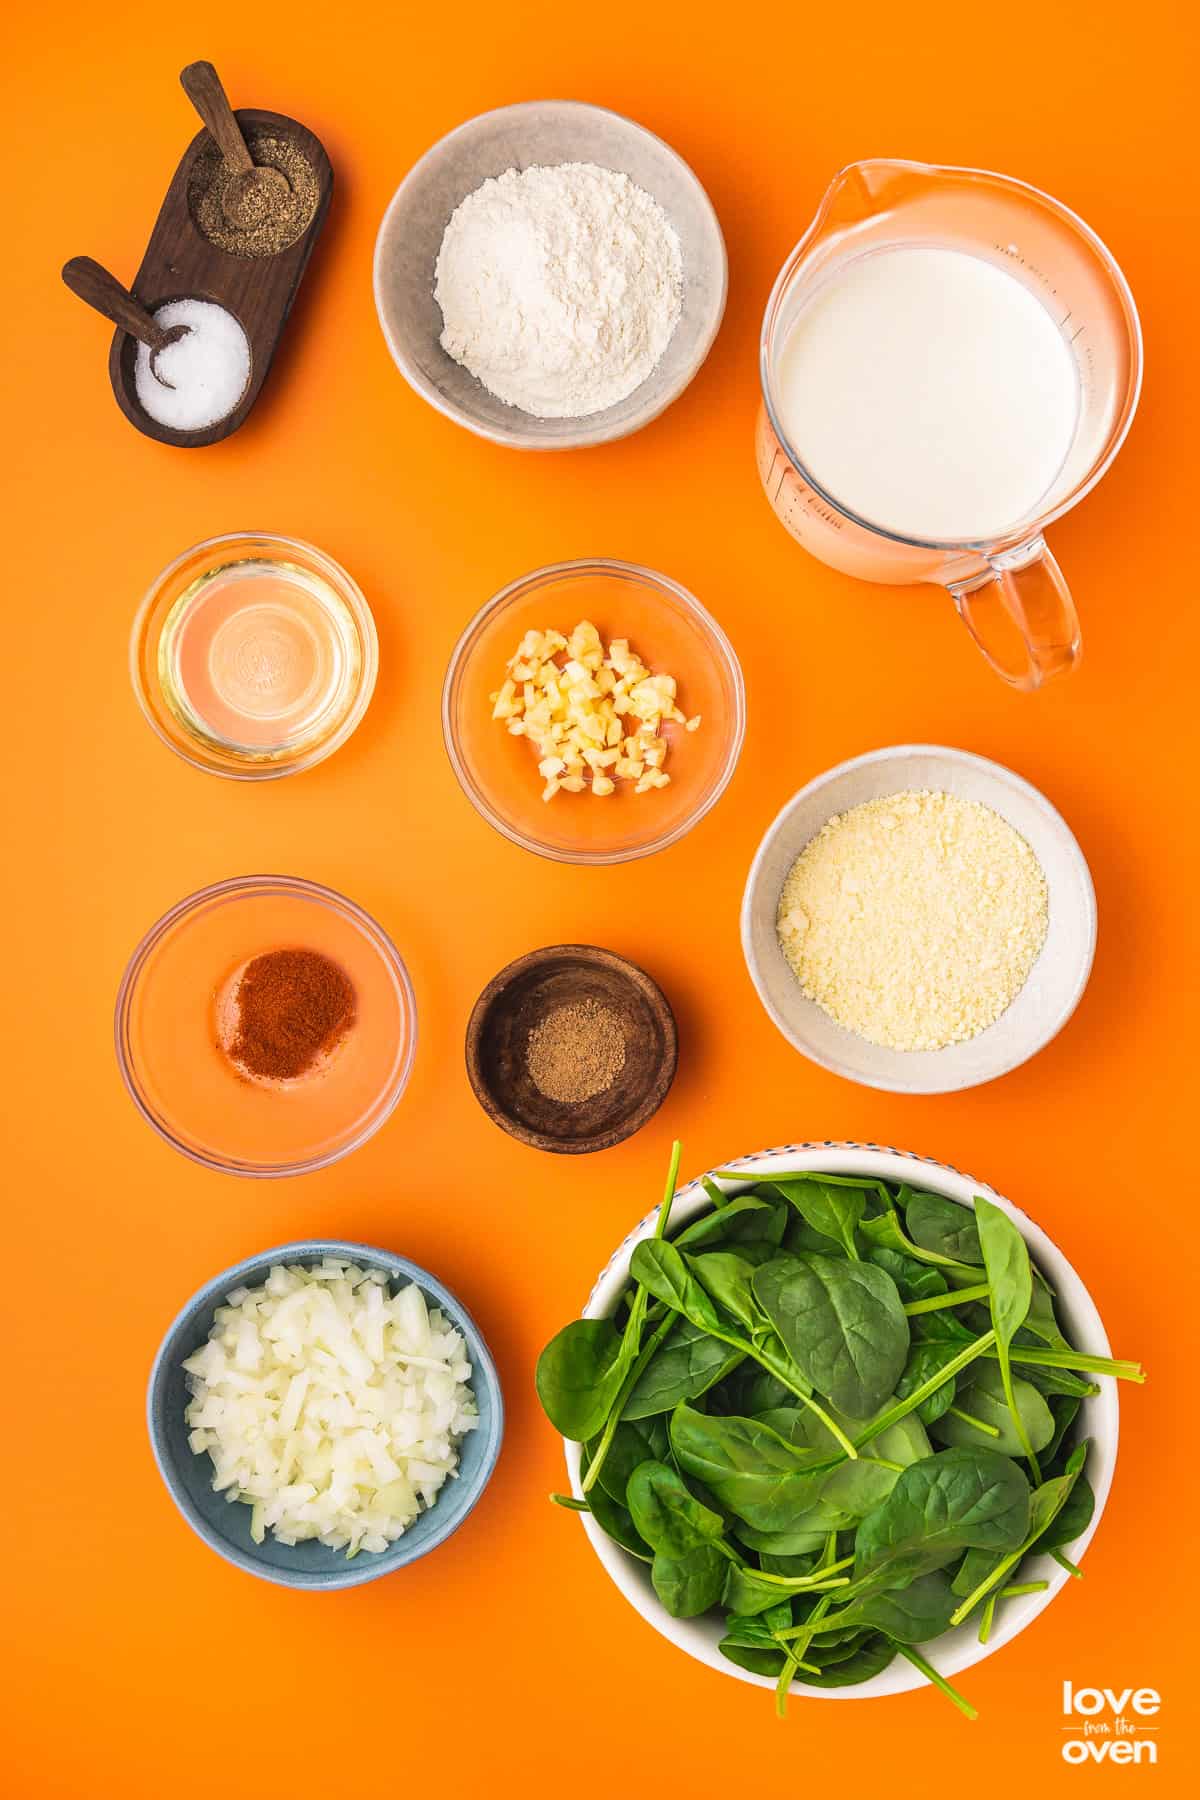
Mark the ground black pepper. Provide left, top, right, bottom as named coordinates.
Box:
left=188, top=133, right=319, bottom=259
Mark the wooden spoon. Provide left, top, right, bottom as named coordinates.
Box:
left=180, top=61, right=290, bottom=230
left=61, top=257, right=187, bottom=387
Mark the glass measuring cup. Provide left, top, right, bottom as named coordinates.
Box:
left=757, top=160, right=1142, bottom=689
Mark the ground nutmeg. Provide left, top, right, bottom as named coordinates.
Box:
left=526, top=998, right=626, bottom=1104
left=228, top=948, right=356, bottom=1081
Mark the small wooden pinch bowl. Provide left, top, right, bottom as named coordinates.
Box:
left=465, top=945, right=677, bottom=1154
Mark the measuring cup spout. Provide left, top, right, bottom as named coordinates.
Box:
left=949, top=538, right=1081, bottom=691
left=803, top=159, right=929, bottom=245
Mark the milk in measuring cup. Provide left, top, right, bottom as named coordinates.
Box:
left=774, top=246, right=1080, bottom=542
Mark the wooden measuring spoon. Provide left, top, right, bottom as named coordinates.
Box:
left=61, top=257, right=187, bottom=387
left=180, top=61, right=290, bottom=229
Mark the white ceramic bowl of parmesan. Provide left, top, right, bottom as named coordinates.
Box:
left=740, top=746, right=1096, bottom=1093
left=568, top=1142, right=1119, bottom=1704
left=373, top=100, right=727, bottom=449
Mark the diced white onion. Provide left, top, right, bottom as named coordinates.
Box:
left=182, top=1262, right=478, bottom=1556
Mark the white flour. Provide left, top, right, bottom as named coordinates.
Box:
left=434, top=162, right=683, bottom=419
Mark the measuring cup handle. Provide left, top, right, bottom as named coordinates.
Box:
left=950, top=538, right=1081, bottom=691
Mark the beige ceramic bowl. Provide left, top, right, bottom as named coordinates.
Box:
left=373, top=101, right=727, bottom=449
left=741, top=747, right=1097, bottom=1094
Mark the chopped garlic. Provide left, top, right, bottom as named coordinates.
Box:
left=490, top=619, right=699, bottom=800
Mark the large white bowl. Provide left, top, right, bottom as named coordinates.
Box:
left=566, top=1142, right=1118, bottom=1704
left=373, top=100, right=727, bottom=450
left=741, top=746, right=1097, bottom=1094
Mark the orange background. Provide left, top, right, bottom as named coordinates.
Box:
left=4, top=2, right=1197, bottom=1792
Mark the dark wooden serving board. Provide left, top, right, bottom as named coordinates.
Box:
left=107, top=109, right=332, bottom=448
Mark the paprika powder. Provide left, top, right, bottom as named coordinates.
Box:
left=228, top=948, right=356, bottom=1081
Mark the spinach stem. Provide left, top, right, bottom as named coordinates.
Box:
left=788, top=1388, right=860, bottom=1460
left=997, top=1351, right=1042, bottom=1482
left=894, top=1644, right=978, bottom=1720
left=717, top=1332, right=859, bottom=1460
left=657, top=1140, right=683, bottom=1238
left=584, top=1143, right=684, bottom=1497
left=999, top=1580, right=1049, bottom=1597
left=949, top=1544, right=1028, bottom=1626
left=946, top=1404, right=1000, bottom=1438
left=750, top=1554, right=855, bottom=1592
left=701, top=1174, right=730, bottom=1211
left=848, top=1331, right=997, bottom=1451
left=1051, top=1549, right=1083, bottom=1579
left=549, top=1493, right=590, bottom=1512
left=1001, top=1347, right=1145, bottom=1381
left=773, top=1592, right=833, bottom=1714
left=904, top=1283, right=991, bottom=1316
left=978, top=1595, right=997, bottom=1643
left=580, top=1311, right=676, bottom=1496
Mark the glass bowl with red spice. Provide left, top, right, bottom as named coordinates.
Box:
left=115, top=876, right=416, bottom=1176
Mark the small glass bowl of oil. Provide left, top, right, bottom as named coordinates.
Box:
left=131, top=533, right=378, bottom=779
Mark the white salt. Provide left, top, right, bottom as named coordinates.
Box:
left=134, top=298, right=251, bottom=431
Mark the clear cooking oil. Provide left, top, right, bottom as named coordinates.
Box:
left=156, top=556, right=363, bottom=761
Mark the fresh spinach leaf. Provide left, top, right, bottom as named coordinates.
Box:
left=707, top=1363, right=794, bottom=1417
left=854, top=1448, right=1032, bottom=1589
left=1013, top=1361, right=1098, bottom=1399
left=770, top=1177, right=868, bottom=1260
left=689, top=1250, right=762, bottom=1331
left=1042, top=1395, right=1083, bottom=1466
left=535, top=1319, right=630, bottom=1441
left=974, top=1195, right=1040, bottom=1479
left=816, top=1570, right=959, bottom=1643
left=652, top=1541, right=727, bottom=1617
left=722, top=1565, right=816, bottom=1619
left=867, top=1246, right=950, bottom=1305
left=860, top=1211, right=982, bottom=1284
left=735, top=1523, right=827, bottom=1556
left=670, top=1404, right=829, bottom=1532
left=784, top=1218, right=846, bottom=1259
left=718, top=1639, right=787, bottom=1678
left=1021, top=1273, right=1072, bottom=1351
left=579, top=1442, right=654, bottom=1561
left=799, top=1633, right=897, bottom=1686
left=930, top=1364, right=1054, bottom=1459
left=1032, top=1471, right=1095, bottom=1555
left=594, top=1417, right=669, bottom=1504
left=621, top=1318, right=745, bottom=1419
left=626, top=1460, right=726, bottom=1558
left=905, top=1191, right=984, bottom=1264
left=948, top=1444, right=1089, bottom=1624
left=585, top=1483, right=652, bottom=1561
left=753, top=1254, right=910, bottom=1419
left=895, top=1341, right=960, bottom=1425
left=821, top=1457, right=904, bottom=1519
left=673, top=1196, right=787, bottom=1252
left=631, top=1239, right=724, bottom=1329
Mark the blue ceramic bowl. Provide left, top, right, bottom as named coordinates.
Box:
left=148, top=1240, right=504, bottom=1590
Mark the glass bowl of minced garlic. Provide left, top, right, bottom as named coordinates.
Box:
left=442, top=558, right=745, bottom=864
left=740, top=745, right=1097, bottom=1094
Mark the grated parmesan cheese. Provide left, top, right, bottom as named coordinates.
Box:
left=776, top=789, right=1048, bottom=1051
